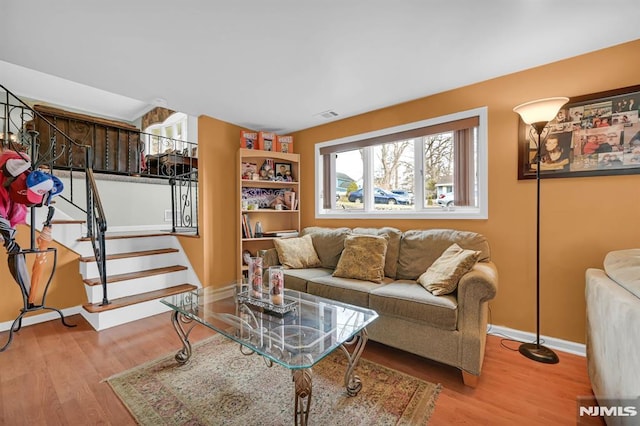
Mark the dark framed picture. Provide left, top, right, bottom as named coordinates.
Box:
left=274, top=162, right=294, bottom=182
left=518, top=84, right=640, bottom=179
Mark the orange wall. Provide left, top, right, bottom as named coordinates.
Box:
left=289, top=39, right=640, bottom=344
left=0, top=225, right=86, bottom=323
left=197, top=115, right=245, bottom=287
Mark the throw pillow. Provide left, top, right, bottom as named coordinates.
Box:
left=300, top=227, right=352, bottom=269
left=332, top=235, right=388, bottom=283
left=353, top=227, right=402, bottom=279
left=273, top=234, right=321, bottom=269
left=417, top=243, right=480, bottom=295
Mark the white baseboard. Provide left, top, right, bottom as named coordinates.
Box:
left=488, top=324, right=586, bottom=357
left=0, top=306, right=82, bottom=332
left=1, top=303, right=586, bottom=358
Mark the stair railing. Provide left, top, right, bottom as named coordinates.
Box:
left=85, top=148, right=109, bottom=305
left=169, top=170, right=199, bottom=235
left=1, top=84, right=111, bottom=306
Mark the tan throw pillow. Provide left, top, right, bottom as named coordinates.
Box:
left=332, top=235, right=388, bottom=283
left=353, top=227, right=402, bottom=279
left=417, top=243, right=480, bottom=295
left=273, top=234, right=321, bottom=269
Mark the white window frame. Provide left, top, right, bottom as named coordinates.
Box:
left=143, top=112, right=190, bottom=156
left=315, top=106, right=488, bottom=220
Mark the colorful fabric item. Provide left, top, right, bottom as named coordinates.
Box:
left=26, top=170, right=54, bottom=204
left=0, top=151, right=29, bottom=226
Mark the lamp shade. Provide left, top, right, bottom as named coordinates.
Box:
left=513, top=97, right=569, bottom=124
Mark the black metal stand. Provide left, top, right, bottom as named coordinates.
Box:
left=1, top=248, right=76, bottom=352
left=518, top=122, right=559, bottom=365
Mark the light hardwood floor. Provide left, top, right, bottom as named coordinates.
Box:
left=0, top=313, right=602, bottom=425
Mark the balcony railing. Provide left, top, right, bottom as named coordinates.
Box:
left=31, top=104, right=198, bottom=180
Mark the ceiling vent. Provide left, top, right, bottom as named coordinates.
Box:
left=315, top=110, right=339, bottom=119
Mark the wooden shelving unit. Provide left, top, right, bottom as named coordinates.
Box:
left=237, top=148, right=300, bottom=279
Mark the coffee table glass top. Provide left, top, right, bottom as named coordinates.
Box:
left=161, top=286, right=378, bottom=369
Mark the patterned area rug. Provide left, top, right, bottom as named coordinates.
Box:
left=107, top=335, right=441, bottom=425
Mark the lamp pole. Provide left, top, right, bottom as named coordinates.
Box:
left=518, top=122, right=559, bottom=364
left=513, top=97, right=568, bottom=364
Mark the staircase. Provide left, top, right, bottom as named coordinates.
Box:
left=3, top=83, right=201, bottom=332
left=38, top=215, right=202, bottom=331
left=78, top=232, right=200, bottom=330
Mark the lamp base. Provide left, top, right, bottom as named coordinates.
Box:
left=518, top=342, right=559, bottom=364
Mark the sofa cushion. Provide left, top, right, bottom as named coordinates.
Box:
left=603, top=249, right=640, bottom=299
left=257, top=248, right=280, bottom=267
left=353, top=227, right=402, bottom=279
left=301, top=227, right=352, bottom=269
left=333, top=235, right=388, bottom=283
left=396, top=229, right=490, bottom=280
left=307, top=275, right=391, bottom=308
left=417, top=243, right=480, bottom=296
left=369, top=280, right=458, bottom=330
left=283, top=268, right=333, bottom=292
left=273, top=234, right=321, bottom=269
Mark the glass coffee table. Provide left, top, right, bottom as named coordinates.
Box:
left=161, top=286, right=378, bottom=425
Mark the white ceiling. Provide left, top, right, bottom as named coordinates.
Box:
left=2, top=1, right=640, bottom=134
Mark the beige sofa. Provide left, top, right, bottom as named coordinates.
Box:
left=586, top=249, right=640, bottom=425
left=268, top=226, right=498, bottom=387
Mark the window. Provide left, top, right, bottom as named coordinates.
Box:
left=315, top=107, right=488, bottom=219
left=142, top=112, right=189, bottom=156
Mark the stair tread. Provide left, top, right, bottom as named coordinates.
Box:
left=79, top=248, right=179, bottom=262
left=77, top=231, right=172, bottom=242
left=82, top=283, right=198, bottom=313
left=51, top=219, right=86, bottom=224
left=83, top=265, right=188, bottom=286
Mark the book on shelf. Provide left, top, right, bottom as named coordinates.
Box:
left=242, top=214, right=253, bottom=238
left=261, top=230, right=299, bottom=238
left=241, top=214, right=247, bottom=238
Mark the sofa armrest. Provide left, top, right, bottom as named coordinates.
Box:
left=456, top=260, right=498, bottom=376
left=457, top=261, right=498, bottom=306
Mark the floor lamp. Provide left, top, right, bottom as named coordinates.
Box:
left=513, top=96, right=569, bottom=364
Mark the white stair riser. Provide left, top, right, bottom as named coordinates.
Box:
left=84, top=270, right=189, bottom=304
left=104, top=236, right=181, bottom=253
left=81, top=300, right=172, bottom=331
left=51, top=225, right=86, bottom=250
left=72, top=236, right=181, bottom=257
left=80, top=252, right=180, bottom=278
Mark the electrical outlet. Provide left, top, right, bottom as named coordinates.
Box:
left=164, top=210, right=173, bottom=222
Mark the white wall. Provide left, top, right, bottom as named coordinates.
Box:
left=55, top=173, right=174, bottom=231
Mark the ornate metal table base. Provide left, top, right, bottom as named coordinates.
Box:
left=290, top=329, right=368, bottom=425
left=171, top=310, right=197, bottom=364
left=340, top=328, right=368, bottom=396
left=168, top=309, right=369, bottom=426
left=292, top=367, right=313, bottom=426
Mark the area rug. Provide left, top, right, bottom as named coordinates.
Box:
left=106, top=335, right=441, bottom=425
